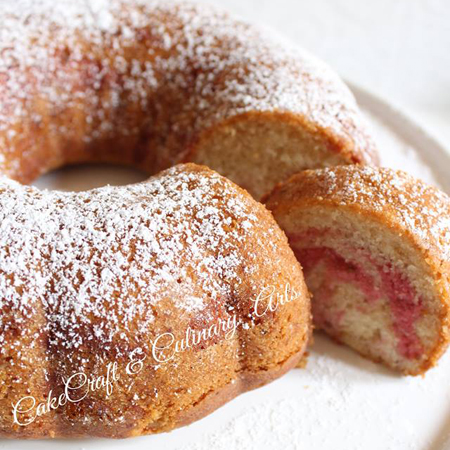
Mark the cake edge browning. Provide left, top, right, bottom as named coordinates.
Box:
left=2, top=344, right=308, bottom=439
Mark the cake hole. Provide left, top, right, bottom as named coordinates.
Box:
left=32, top=163, right=149, bottom=192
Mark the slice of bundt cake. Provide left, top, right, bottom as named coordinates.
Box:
left=265, top=165, right=450, bottom=375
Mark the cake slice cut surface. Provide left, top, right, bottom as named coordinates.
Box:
left=265, top=165, right=450, bottom=375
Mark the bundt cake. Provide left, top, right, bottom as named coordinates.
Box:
left=265, top=165, right=450, bottom=375
left=0, top=0, right=378, bottom=201
left=0, top=0, right=383, bottom=438
left=0, top=163, right=311, bottom=438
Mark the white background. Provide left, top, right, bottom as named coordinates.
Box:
left=203, top=0, right=450, bottom=147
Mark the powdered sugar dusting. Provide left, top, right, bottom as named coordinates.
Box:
left=0, top=0, right=376, bottom=181
left=314, top=165, right=450, bottom=260
left=0, top=164, right=259, bottom=371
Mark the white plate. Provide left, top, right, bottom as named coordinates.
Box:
left=2, top=84, right=450, bottom=450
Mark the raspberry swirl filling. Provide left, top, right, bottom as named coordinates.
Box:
left=290, top=232, right=423, bottom=360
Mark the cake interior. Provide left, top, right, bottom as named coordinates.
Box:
left=281, top=206, right=444, bottom=374
left=192, top=113, right=350, bottom=200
